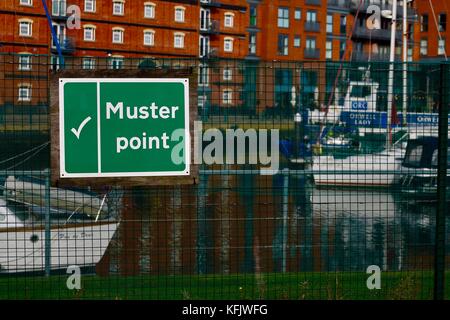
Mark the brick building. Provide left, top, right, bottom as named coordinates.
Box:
left=416, top=0, right=449, bottom=61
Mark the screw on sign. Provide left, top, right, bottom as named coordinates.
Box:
left=59, top=78, right=190, bottom=178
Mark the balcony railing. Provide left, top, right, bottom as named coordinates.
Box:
left=327, top=0, right=350, bottom=10
left=200, top=0, right=222, bottom=8
left=304, top=21, right=320, bottom=32
left=353, top=26, right=401, bottom=41
left=348, top=0, right=416, bottom=19
left=351, top=51, right=402, bottom=62
left=304, top=48, right=320, bottom=59
left=200, top=20, right=220, bottom=35
left=305, top=0, right=321, bottom=5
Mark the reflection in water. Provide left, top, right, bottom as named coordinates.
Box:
left=102, top=174, right=449, bottom=275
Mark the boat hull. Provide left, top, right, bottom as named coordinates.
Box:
left=0, top=221, right=118, bottom=273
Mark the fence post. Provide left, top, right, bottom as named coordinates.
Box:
left=435, top=63, right=448, bottom=300
left=44, top=173, right=51, bottom=277
left=281, top=169, right=289, bottom=273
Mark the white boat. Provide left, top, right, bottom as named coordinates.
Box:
left=0, top=177, right=120, bottom=274
left=313, top=147, right=405, bottom=187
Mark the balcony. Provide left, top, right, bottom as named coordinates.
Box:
left=327, top=0, right=350, bottom=11
left=200, top=20, right=220, bottom=35
left=353, top=26, right=401, bottom=42
left=51, top=37, right=75, bottom=54
left=304, top=21, right=320, bottom=32
left=348, top=0, right=416, bottom=19
left=200, top=0, right=222, bottom=8
left=200, top=47, right=219, bottom=60
left=305, top=0, right=321, bottom=5
left=304, top=48, right=320, bottom=59
left=351, top=51, right=402, bottom=62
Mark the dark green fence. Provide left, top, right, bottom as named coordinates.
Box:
left=0, top=53, right=448, bottom=299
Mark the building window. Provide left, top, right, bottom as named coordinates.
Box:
left=249, top=5, right=257, bottom=26
left=198, top=64, right=209, bottom=87
left=19, top=20, right=32, bottom=37
left=20, top=0, right=32, bottom=6
left=18, top=55, right=32, bottom=71
left=326, top=41, right=332, bottom=60
left=224, top=12, right=234, bottom=28
left=420, top=39, right=428, bottom=55
left=421, top=14, right=428, bottom=32
left=439, top=14, right=447, bottom=32
left=277, top=7, right=289, bottom=28
left=110, top=56, right=123, bottom=70
left=326, top=14, right=333, bottom=33
left=113, top=1, right=124, bottom=15
left=306, top=37, right=316, bottom=49
left=307, top=10, right=317, bottom=23
left=249, top=33, right=256, bottom=54
left=84, top=0, right=95, bottom=12
left=199, top=35, right=210, bottom=57
left=340, top=15, right=346, bottom=34
left=144, top=2, right=155, bottom=19
left=278, top=34, right=288, bottom=55
left=224, top=37, right=234, bottom=52
left=82, top=57, right=95, bottom=69
left=52, top=0, right=67, bottom=16
left=198, top=95, right=207, bottom=109
left=438, top=38, right=446, bottom=55
left=83, top=25, right=96, bottom=41
left=144, top=30, right=155, bottom=46
left=112, top=28, right=124, bottom=43
left=223, top=67, right=232, bottom=81
left=175, top=6, right=185, bottom=22
left=222, top=89, right=232, bottom=105
left=18, top=84, right=31, bottom=101
left=407, top=47, right=413, bottom=61
left=174, top=32, right=185, bottom=48
left=339, top=40, right=346, bottom=58
left=293, top=35, right=301, bottom=48
left=18, top=54, right=32, bottom=71
left=295, top=8, right=301, bottom=20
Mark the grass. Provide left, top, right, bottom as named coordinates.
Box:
left=0, top=271, right=447, bottom=300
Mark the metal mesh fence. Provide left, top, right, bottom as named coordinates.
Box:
left=0, top=53, right=448, bottom=299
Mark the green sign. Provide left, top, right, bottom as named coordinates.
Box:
left=59, top=78, right=190, bottom=178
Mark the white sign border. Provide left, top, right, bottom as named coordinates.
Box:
left=59, top=78, right=191, bottom=178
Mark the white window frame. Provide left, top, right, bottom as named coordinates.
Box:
left=222, top=89, right=233, bottom=105
left=438, top=38, right=446, bottom=55
left=83, top=25, right=96, bottom=41
left=143, top=29, right=155, bottom=46
left=224, top=37, right=234, bottom=53
left=112, top=27, right=124, bottom=44
left=174, top=6, right=185, bottom=23
left=307, top=11, right=317, bottom=23
left=82, top=57, right=96, bottom=70
left=224, top=12, right=234, bottom=28
left=18, top=54, right=32, bottom=71
left=174, top=32, right=185, bottom=48
left=198, top=64, right=209, bottom=87
left=144, top=2, right=155, bottom=19
left=20, top=0, right=33, bottom=6
left=293, top=36, right=301, bottom=48
left=294, top=8, right=301, bottom=20
left=110, top=56, right=124, bottom=70
left=84, top=0, right=96, bottom=12
left=326, top=40, right=332, bottom=59
left=420, top=39, right=428, bottom=55
left=223, top=67, right=232, bottom=81
left=113, top=0, right=125, bottom=16
left=19, top=19, right=33, bottom=37
left=18, top=84, right=31, bottom=102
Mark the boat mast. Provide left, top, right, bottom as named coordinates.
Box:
left=386, top=0, right=398, bottom=148
left=402, top=0, right=409, bottom=126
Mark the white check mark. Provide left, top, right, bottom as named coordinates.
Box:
left=71, top=116, right=92, bottom=140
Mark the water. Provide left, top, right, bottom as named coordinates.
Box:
left=98, top=173, right=450, bottom=276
